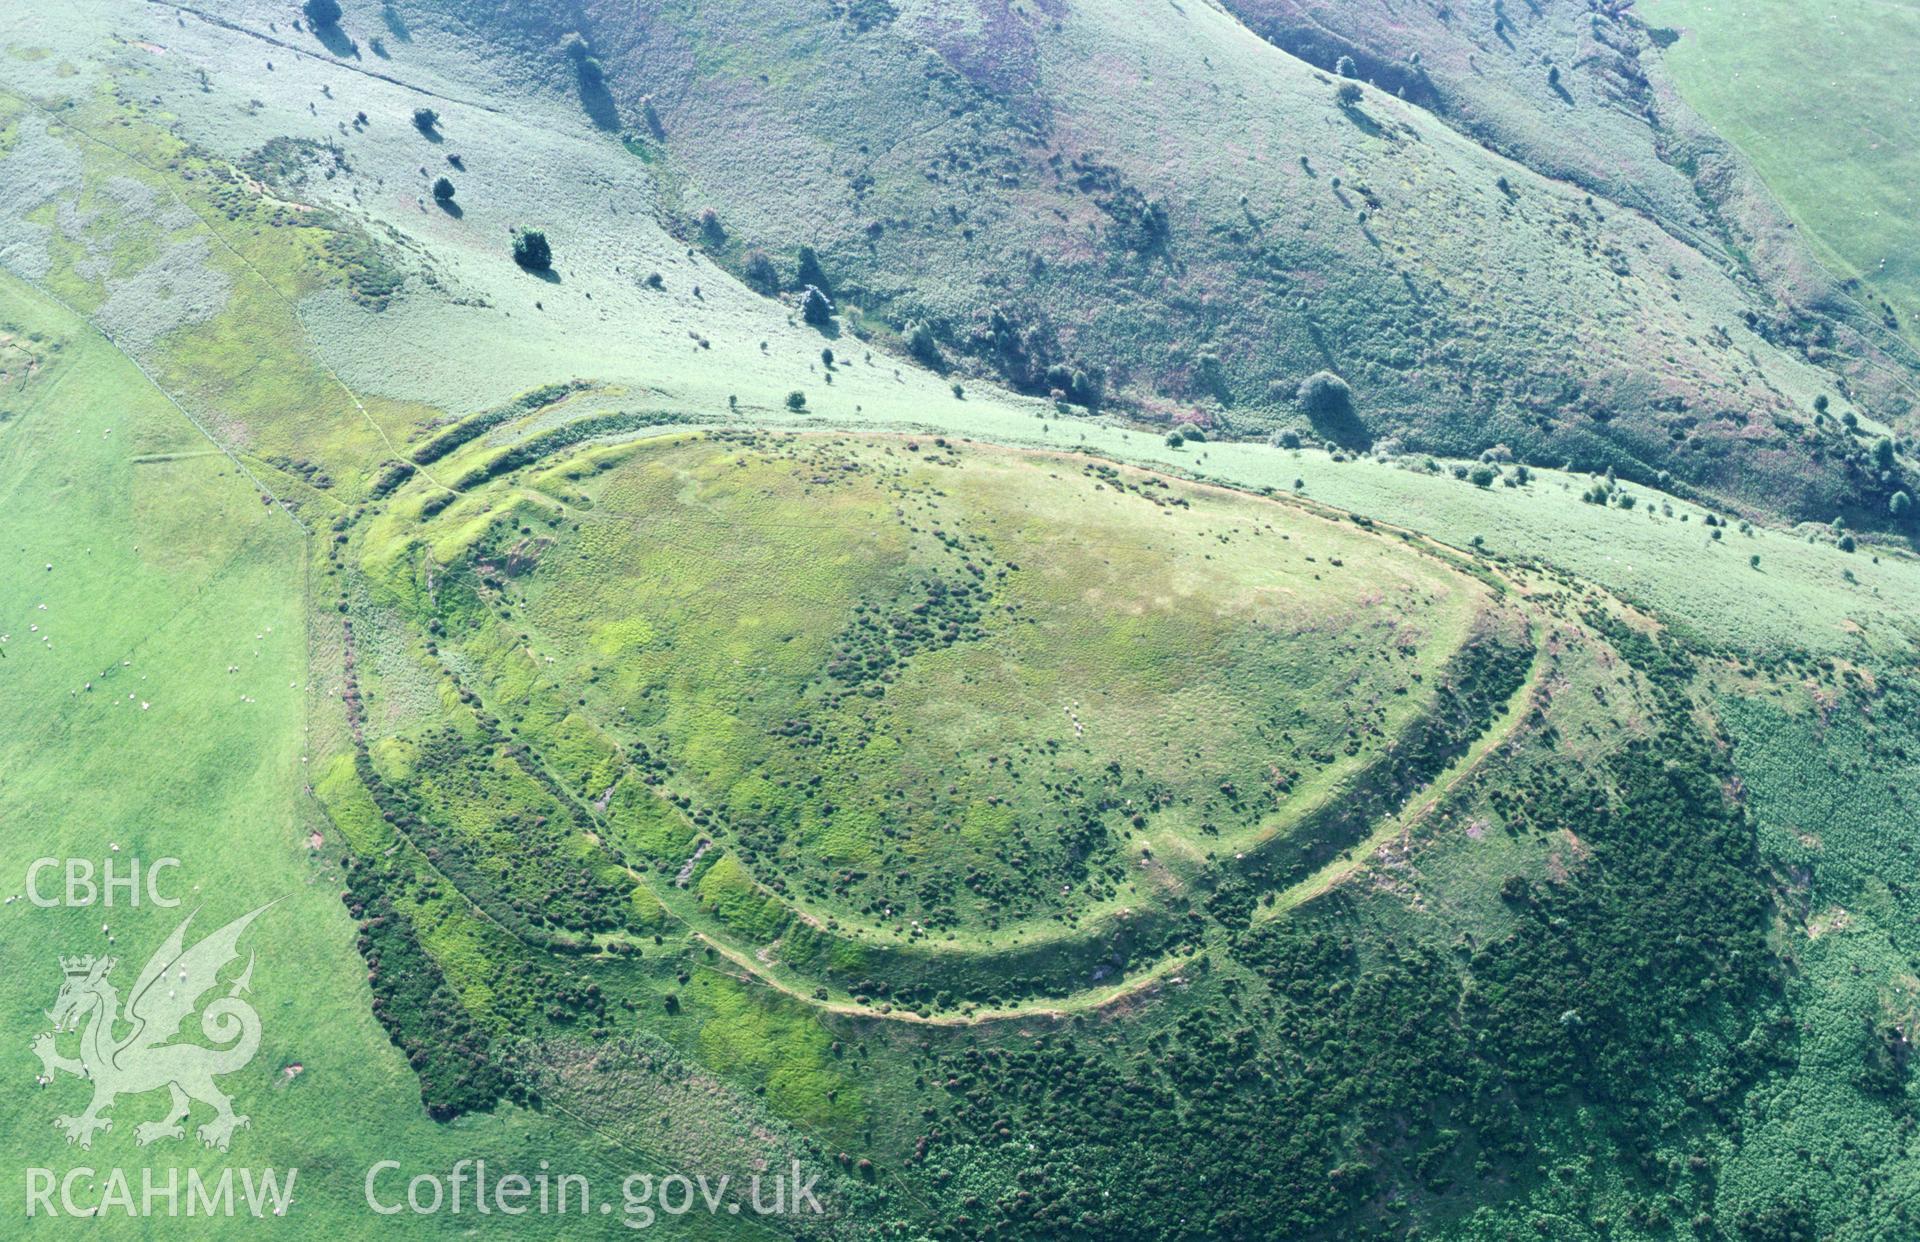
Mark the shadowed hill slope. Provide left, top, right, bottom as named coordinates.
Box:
left=1217, top=0, right=1920, bottom=446
left=404, top=0, right=1916, bottom=530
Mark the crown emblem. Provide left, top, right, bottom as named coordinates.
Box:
left=60, top=955, right=99, bottom=977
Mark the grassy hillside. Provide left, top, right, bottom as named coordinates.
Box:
left=6, top=1, right=1920, bottom=1239
left=1644, top=0, right=1920, bottom=364
left=379, top=0, right=1918, bottom=528
left=0, top=272, right=680, bottom=1238
left=345, top=428, right=1532, bottom=1009
left=1218, top=0, right=1708, bottom=228
left=1215, top=0, right=1920, bottom=425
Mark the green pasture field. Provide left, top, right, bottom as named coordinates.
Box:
left=1647, top=0, right=1920, bottom=355
left=0, top=274, right=726, bottom=1238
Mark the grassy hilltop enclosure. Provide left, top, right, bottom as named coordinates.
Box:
left=347, top=430, right=1529, bottom=1006
left=4, top=0, right=1920, bottom=1238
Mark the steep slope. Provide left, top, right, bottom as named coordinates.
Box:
left=392, top=0, right=1914, bottom=529
left=1645, top=0, right=1920, bottom=361
left=1217, top=0, right=1920, bottom=443
left=1219, top=0, right=1706, bottom=228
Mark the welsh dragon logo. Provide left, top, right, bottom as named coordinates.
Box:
left=32, top=904, right=272, bottom=1151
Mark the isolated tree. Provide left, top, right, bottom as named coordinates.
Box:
left=1336, top=55, right=1358, bottom=78
left=742, top=249, right=778, bottom=293
left=786, top=390, right=808, bottom=411
left=1290, top=368, right=1367, bottom=451
left=559, top=31, right=604, bottom=84
left=1298, top=371, right=1351, bottom=416
left=1873, top=436, right=1896, bottom=471
left=511, top=229, right=551, bottom=271
left=432, top=176, right=455, bottom=202
left=905, top=321, right=943, bottom=369
left=800, top=284, right=833, bottom=327
left=1892, top=490, right=1913, bottom=519
left=1336, top=82, right=1363, bottom=108
left=412, top=106, right=438, bottom=134
left=303, top=0, right=343, bottom=28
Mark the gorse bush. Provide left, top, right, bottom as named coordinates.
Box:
left=742, top=249, right=778, bottom=293
left=801, top=285, right=833, bottom=327
left=905, top=321, right=943, bottom=370
left=1043, top=362, right=1104, bottom=408
left=512, top=229, right=551, bottom=271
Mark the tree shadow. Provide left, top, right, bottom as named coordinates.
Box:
left=1338, top=105, right=1385, bottom=138
left=524, top=265, right=561, bottom=285
left=1308, top=402, right=1370, bottom=451
left=311, top=23, right=359, bottom=60
left=382, top=4, right=412, bottom=42
left=434, top=197, right=463, bottom=219
left=578, top=76, right=620, bottom=131
left=1550, top=80, right=1575, bottom=106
